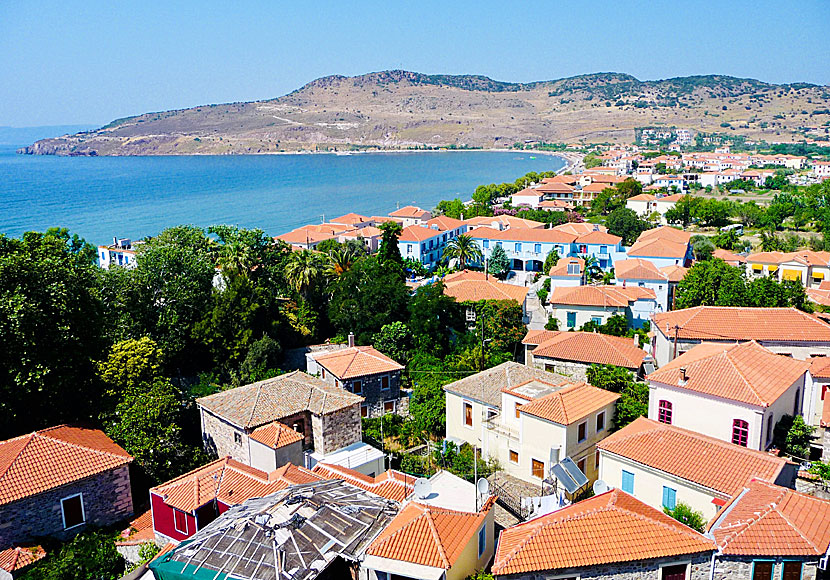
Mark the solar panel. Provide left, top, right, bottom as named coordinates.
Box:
left=561, top=457, right=589, bottom=488
left=550, top=462, right=579, bottom=494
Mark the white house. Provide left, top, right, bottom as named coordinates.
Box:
left=389, top=205, right=431, bottom=226
left=510, top=188, right=544, bottom=209
left=547, top=284, right=657, bottom=330
left=548, top=257, right=586, bottom=288
left=627, top=226, right=693, bottom=269
left=646, top=341, right=811, bottom=451
left=613, top=258, right=670, bottom=312
left=98, top=237, right=139, bottom=269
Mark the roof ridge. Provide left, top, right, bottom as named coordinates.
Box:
left=423, top=507, right=451, bottom=568
left=248, top=383, right=264, bottom=428
left=0, top=432, right=35, bottom=484
left=722, top=344, right=767, bottom=406
left=39, top=428, right=131, bottom=462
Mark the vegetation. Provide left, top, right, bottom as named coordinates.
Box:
left=585, top=365, right=648, bottom=429
left=443, top=234, right=483, bottom=270
left=21, top=530, right=125, bottom=580
left=605, top=207, right=650, bottom=245
left=664, top=502, right=707, bottom=532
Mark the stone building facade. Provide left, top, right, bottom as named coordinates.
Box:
left=498, top=553, right=713, bottom=580
left=712, top=556, right=820, bottom=580
left=0, top=465, right=133, bottom=548
left=311, top=403, right=362, bottom=456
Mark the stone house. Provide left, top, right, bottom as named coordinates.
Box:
left=196, top=370, right=364, bottom=471
left=707, top=478, right=830, bottom=580
left=492, top=488, right=716, bottom=579
left=306, top=338, right=404, bottom=418
left=0, top=425, right=134, bottom=549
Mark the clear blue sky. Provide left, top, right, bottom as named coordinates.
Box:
left=2, top=0, right=829, bottom=127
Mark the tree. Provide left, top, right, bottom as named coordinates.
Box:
left=0, top=231, right=106, bottom=438
left=326, top=246, right=360, bottom=278
left=675, top=259, right=749, bottom=308
left=545, top=316, right=559, bottom=330
left=98, top=337, right=164, bottom=412
left=373, top=321, right=413, bottom=364
left=583, top=153, right=602, bottom=168
left=542, top=248, right=561, bottom=275
left=443, top=235, right=483, bottom=270
left=21, top=529, right=124, bottom=580
left=487, top=244, right=511, bottom=279
left=694, top=199, right=731, bottom=228
left=377, top=221, right=404, bottom=269
left=605, top=207, right=649, bottom=246
left=475, top=300, right=526, bottom=359
left=664, top=195, right=701, bottom=227
left=409, top=282, right=462, bottom=357
left=711, top=229, right=742, bottom=251
left=664, top=503, right=706, bottom=532
left=785, top=415, right=814, bottom=459
left=615, top=381, right=650, bottom=429
left=284, top=250, right=322, bottom=298
left=691, top=236, right=715, bottom=261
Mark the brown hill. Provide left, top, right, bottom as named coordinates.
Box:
left=20, top=70, right=830, bottom=156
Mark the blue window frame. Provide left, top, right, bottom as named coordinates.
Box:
left=600, top=245, right=607, bottom=254
left=591, top=316, right=602, bottom=325
left=483, top=239, right=489, bottom=249
left=621, top=470, right=634, bottom=494
left=566, top=312, right=577, bottom=328
left=515, top=242, right=522, bottom=252
left=496, top=241, right=502, bottom=247
left=534, top=243, right=542, bottom=253
left=477, top=526, right=486, bottom=557
left=662, top=486, right=677, bottom=510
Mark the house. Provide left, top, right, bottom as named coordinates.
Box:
left=572, top=230, right=625, bottom=270
left=97, top=237, right=139, bottom=269
left=537, top=199, right=573, bottom=211
left=196, top=371, right=370, bottom=472
left=813, top=160, right=830, bottom=179
left=614, top=258, right=671, bottom=312
left=469, top=226, right=575, bottom=273
left=510, top=188, right=544, bottom=209
left=548, top=257, right=586, bottom=288
left=306, top=337, right=404, bottom=418
left=491, top=489, right=716, bottom=580
left=364, top=473, right=496, bottom=580
left=745, top=250, right=830, bottom=288
left=626, top=193, right=657, bottom=217
left=481, top=378, right=619, bottom=486
left=149, top=479, right=400, bottom=580
left=707, top=478, right=830, bottom=580
left=0, top=425, right=133, bottom=549
left=535, top=181, right=575, bottom=203
left=547, top=284, right=657, bottom=330
left=339, top=225, right=384, bottom=252
left=646, top=341, right=811, bottom=451
left=389, top=205, right=431, bottom=226
left=809, top=357, right=830, bottom=428
left=398, top=225, right=448, bottom=269
left=441, top=270, right=530, bottom=322
left=310, top=463, right=415, bottom=502
left=522, top=330, right=647, bottom=381
left=0, top=546, right=46, bottom=580
left=597, top=417, right=795, bottom=520
left=712, top=247, right=746, bottom=267
left=651, top=306, right=830, bottom=367
left=628, top=226, right=693, bottom=268
left=443, top=362, right=573, bottom=449
left=464, top=215, right=546, bottom=231
left=330, top=213, right=376, bottom=229
left=660, top=264, right=688, bottom=309
left=275, top=223, right=352, bottom=249
left=653, top=193, right=687, bottom=223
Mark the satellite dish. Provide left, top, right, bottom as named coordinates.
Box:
left=593, top=480, right=609, bottom=495
left=413, top=478, right=432, bottom=499
left=476, top=478, right=490, bottom=496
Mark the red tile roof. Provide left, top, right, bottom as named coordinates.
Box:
left=549, top=257, right=584, bottom=277
left=660, top=264, right=688, bottom=282
left=368, top=501, right=491, bottom=569
left=0, top=546, right=46, bottom=573
left=313, top=345, right=403, bottom=379
left=517, top=381, right=619, bottom=425
left=426, top=215, right=466, bottom=231
left=117, top=509, right=155, bottom=546
left=549, top=285, right=655, bottom=308
left=468, top=226, right=575, bottom=244
left=708, top=478, right=830, bottom=556
left=653, top=306, right=830, bottom=342
left=647, top=341, right=809, bottom=407
left=575, top=230, right=622, bottom=245
left=526, top=330, right=647, bottom=369
left=249, top=421, right=304, bottom=449
left=812, top=356, right=830, bottom=379
left=712, top=248, right=746, bottom=264
left=399, top=225, right=442, bottom=242
left=311, top=463, right=415, bottom=502
left=442, top=275, right=529, bottom=304
left=638, top=226, right=692, bottom=245
left=628, top=237, right=689, bottom=259
left=390, top=205, right=431, bottom=219
left=0, top=425, right=132, bottom=506
left=614, top=258, right=667, bottom=281
left=465, top=215, right=546, bottom=229
left=552, top=222, right=608, bottom=236
left=598, top=418, right=790, bottom=497
left=492, top=489, right=714, bottom=575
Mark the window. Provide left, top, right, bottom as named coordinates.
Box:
left=793, top=388, right=801, bottom=415
left=464, top=402, right=473, bottom=427
left=596, top=411, right=605, bottom=432
left=496, top=241, right=502, bottom=247
left=577, top=457, right=586, bottom=475
left=61, top=494, right=85, bottom=529
left=621, top=470, right=634, bottom=494
left=531, top=459, right=545, bottom=479
left=477, top=526, right=486, bottom=558
left=752, top=561, right=773, bottom=580
left=406, top=244, right=412, bottom=254
left=381, top=376, right=390, bottom=391
left=579, top=244, right=587, bottom=253
left=352, top=380, right=363, bottom=394
left=515, top=403, right=522, bottom=419
left=766, top=413, right=774, bottom=446
left=660, top=564, right=688, bottom=580
left=173, top=508, right=188, bottom=534
left=600, top=245, right=607, bottom=254
left=591, top=316, right=602, bottom=325
left=658, top=400, right=673, bottom=424
left=566, top=312, right=577, bottom=328
left=595, top=449, right=601, bottom=470
left=782, top=562, right=802, bottom=580
left=376, top=572, right=389, bottom=580
left=515, top=242, right=522, bottom=252
left=534, top=243, right=542, bottom=253
left=577, top=421, right=587, bottom=442
left=361, top=404, right=368, bottom=418
left=662, top=486, right=677, bottom=510
left=234, top=432, right=242, bottom=445
left=384, top=401, right=395, bottom=413
left=483, top=239, right=489, bottom=249
left=567, top=263, right=580, bottom=275
left=509, top=450, right=519, bottom=464
left=321, top=368, right=326, bottom=379
left=732, top=419, right=749, bottom=447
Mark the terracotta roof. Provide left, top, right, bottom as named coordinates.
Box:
left=628, top=237, right=689, bottom=259
left=575, top=230, right=622, bottom=245
left=627, top=193, right=656, bottom=201
left=313, top=346, right=403, bottom=379
left=426, top=215, right=466, bottom=231
left=637, top=226, right=692, bottom=245
left=443, top=276, right=529, bottom=304
left=517, top=381, right=619, bottom=425
left=542, top=174, right=578, bottom=185
left=197, top=371, right=363, bottom=429
left=389, top=205, right=431, bottom=219
left=468, top=226, right=575, bottom=244
left=368, top=501, right=490, bottom=569
left=549, top=285, right=655, bottom=308
left=811, top=356, right=830, bottom=379
left=660, top=264, right=689, bottom=282
left=598, top=418, right=789, bottom=496
left=341, top=226, right=383, bottom=238
left=442, top=361, right=575, bottom=408
left=614, top=258, right=667, bottom=281
left=0, top=425, right=132, bottom=506
left=653, top=306, right=830, bottom=342
left=552, top=222, right=608, bottom=236
left=549, top=257, right=584, bottom=277
left=0, top=546, right=46, bottom=573
left=331, top=213, right=372, bottom=226
left=249, top=421, right=304, bottom=449
left=708, top=478, right=830, bottom=556
left=399, top=225, right=442, bottom=242
left=655, top=193, right=686, bottom=203
left=807, top=287, right=830, bottom=307
left=512, top=188, right=543, bottom=200
left=535, top=183, right=575, bottom=194
left=492, top=489, right=714, bottom=575
left=312, top=463, right=415, bottom=502
left=465, top=215, right=546, bottom=229
left=528, top=330, right=647, bottom=369
left=117, top=509, right=155, bottom=546
left=646, top=341, right=809, bottom=407
left=151, top=457, right=321, bottom=513
left=746, top=250, right=830, bottom=267
left=582, top=182, right=610, bottom=193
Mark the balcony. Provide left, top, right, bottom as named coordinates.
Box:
left=484, top=413, right=519, bottom=442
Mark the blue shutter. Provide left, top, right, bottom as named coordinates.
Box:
left=663, top=486, right=677, bottom=509
left=621, top=470, right=634, bottom=494
left=478, top=527, right=486, bottom=557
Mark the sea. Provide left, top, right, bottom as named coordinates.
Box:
left=0, top=145, right=565, bottom=245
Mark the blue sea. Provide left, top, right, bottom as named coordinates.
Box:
left=0, top=146, right=565, bottom=245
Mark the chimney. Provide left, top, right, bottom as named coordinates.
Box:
left=679, top=367, right=687, bottom=386
left=633, top=335, right=639, bottom=347
left=460, top=212, right=464, bottom=221
left=348, top=332, right=355, bottom=348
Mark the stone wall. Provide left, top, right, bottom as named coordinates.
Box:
left=712, top=556, right=818, bottom=580
left=200, top=408, right=249, bottom=463
left=342, top=371, right=402, bottom=418
left=498, top=553, right=712, bottom=580
left=530, top=355, right=590, bottom=382
left=314, top=404, right=362, bottom=456
left=0, top=465, right=133, bottom=549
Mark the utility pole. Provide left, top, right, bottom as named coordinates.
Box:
left=480, top=303, right=486, bottom=372
left=672, top=324, right=680, bottom=359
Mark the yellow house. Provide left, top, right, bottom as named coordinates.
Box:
left=746, top=250, right=830, bottom=288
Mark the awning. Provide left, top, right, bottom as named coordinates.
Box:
left=711, top=497, right=728, bottom=507
left=782, top=269, right=801, bottom=281
left=752, top=264, right=763, bottom=271
left=813, top=272, right=825, bottom=280
left=768, top=265, right=779, bottom=273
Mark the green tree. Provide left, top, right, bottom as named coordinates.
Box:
left=487, top=244, right=511, bottom=279
left=691, top=235, right=716, bottom=261
left=544, top=316, right=560, bottom=330
left=21, top=530, right=124, bottom=580
left=443, top=234, right=483, bottom=270
left=785, top=415, right=814, bottom=459
left=377, top=221, right=404, bottom=269
left=409, top=282, right=461, bottom=357
left=0, top=231, right=106, bottom=438
left=615, top=381, right=650, bottom=429
left=373, top=321, right=414, bottom=364
left=475, top=300, right=526, bottom=359
left=583, top=153, right=602, bottom=168
left=542, top=248, right=561, bottom=275
left=605, top=207, right=649, bottom=246
left=98, top=337, right=163, bottom=411
left=694, top=199, right=731, bottom=228
left=284, top=249, right=322, bottom=298
left=711, top=229, right=742, bottom=251
left=664, top=195, right=701, bottom=227
left=675, top=259, right=749, bottom=308
left=326, top=246, right=360, bottom=278
left=664, top=503, right=706, bottom=532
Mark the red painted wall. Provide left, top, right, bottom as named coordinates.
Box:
left=150, top=493, right=197, bottom=542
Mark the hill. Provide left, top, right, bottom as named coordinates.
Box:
left=20, top=70, right=830, bottom=156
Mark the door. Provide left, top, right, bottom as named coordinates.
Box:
left=782, top=562, right=802, bottom=580
left=662, top=564, right=687, bottom=580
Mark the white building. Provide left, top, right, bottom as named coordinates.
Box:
left=547, top=285, right=657, bottom=330
left=98, top=237, right=139, bottom=269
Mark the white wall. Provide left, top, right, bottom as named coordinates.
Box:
left=550, top=304, right=625, bottom=330
left=616, top=279, right=669, bottom=312
left=445, top=391, right=497, bottom=449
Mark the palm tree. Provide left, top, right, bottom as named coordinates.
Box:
left=443, top=234, right=483, bottom=270
left=285, top=250, right=320, bottom=298
left=579, top=254, right=602, bottom=282
left=217, top=240, right=254, bottom=278
left=326, top=247, right=358, bottom=278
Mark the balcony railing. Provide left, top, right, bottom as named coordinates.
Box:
left=483, top=413, right=519, bottom=441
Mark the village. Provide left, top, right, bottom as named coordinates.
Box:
left=5, top=138, right=830, bottom=580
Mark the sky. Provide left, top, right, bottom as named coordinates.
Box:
left=1, top=0, right=829, bottom=127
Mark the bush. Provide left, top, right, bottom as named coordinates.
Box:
left=664, top=502, right=706, bottom=532
left=21, top=530, right=125, bottom=580
left=785, top=415, right=814, bottom=459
